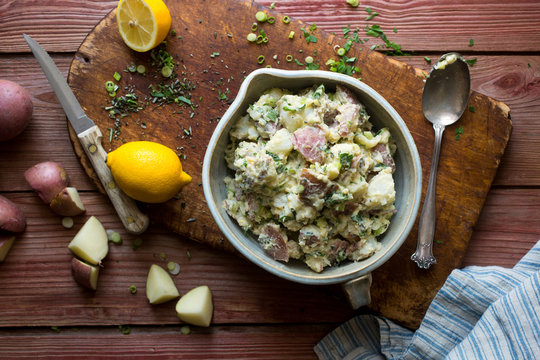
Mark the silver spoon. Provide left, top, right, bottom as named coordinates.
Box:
left=411, top=52, right=471, bottom=269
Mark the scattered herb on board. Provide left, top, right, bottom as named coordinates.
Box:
left=300, top=23, right=318, bottom=44
left=468, top=38, right=474, bottom=47
left=129, top=285, right=137, bottom=294
left=51, top=326, right=61, bottom=333
left=119, top=325, right=131, bottom=335
left=149, top=78, right=196, bottom=107
left=364, top=24, right=405, bottom=55
left=347, top=0, right=359, bottom=7
left=469, top=106, right=475, bottom=113
left=466, top=58, right=478, bottom=67
left=424, top=56, right=431, bottom=64
left=455, top=126, right=464, bottom=140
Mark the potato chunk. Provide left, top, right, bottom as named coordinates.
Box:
left=146, top=264, right=179, bottom=304
left=175, top=285, right=213, bottom=327
left=68, top=216, right=109, bottom=265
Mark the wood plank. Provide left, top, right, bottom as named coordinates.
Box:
left=0, top=192, right=354, bottom=327
left=0, top=324, right=335, bottom=359
left=2, top=0, right=540, bottom=53
left=463, top=188, right=540, bottom=267
left=1, top=53, right=538, bottom=194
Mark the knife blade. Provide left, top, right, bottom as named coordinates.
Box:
left=24, top=34, right=149, bottom=234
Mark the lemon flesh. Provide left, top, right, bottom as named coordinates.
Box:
left=117, top=0, right=171, bottom=52
left=107, top=141, right=191, bottom=203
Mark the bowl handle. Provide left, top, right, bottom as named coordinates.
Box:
left=341, top=273, right=372, bottom=309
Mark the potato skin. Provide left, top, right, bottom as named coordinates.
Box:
left=0, top=195, right=26, bottom=233
left=24, top=161, right=70, bottom=204
left=0, top=79, right=33, bottom=142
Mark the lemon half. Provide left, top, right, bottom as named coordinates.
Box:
left=116, top=0, right=172, bottom=52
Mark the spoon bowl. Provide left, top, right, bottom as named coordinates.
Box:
left=411, top=52, right=471, bottom=269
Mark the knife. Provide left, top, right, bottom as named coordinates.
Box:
left=24, top=34, right=150, bottom=235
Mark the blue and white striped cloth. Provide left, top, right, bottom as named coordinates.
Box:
left=315, top=240, right=540, bottom=359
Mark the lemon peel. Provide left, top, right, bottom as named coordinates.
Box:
left=107, top=141, right=191, bottom=203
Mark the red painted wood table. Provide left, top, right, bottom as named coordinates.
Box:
left=0, top=1, right=539, bottom=358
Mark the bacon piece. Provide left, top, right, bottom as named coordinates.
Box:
left=258, top=224, right=289, bottom=262
left=291, top=126, right=326, bottom=163
left=373, top=143, right=396, bottom=173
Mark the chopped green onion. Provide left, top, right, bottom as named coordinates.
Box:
left=136, top=64, right=146, bottom=74
left=255, top=11, right=267, bottom=22
left=127, top=63, right=137, bottom=72
left=257, top=55, right=265, bottom=64
left=267, top=16, right=275, bottom=24
left=247, top=33, right=257, bottom=42
left=286, top=54, right=293, bottom=62
left=468, top=38, right=474, bottom=47
left=469, top=106, right=475, bottom=113
left=305, top=56, right=314, bottom=64
left=113, top=72, right=121, bottom=81
left=337, top=47, right=346, bottom=56
left=132, top=237, right=143, bottom=250
left=161, top=66, right=173, bottom=77
left=108, top=231, right=122, bottom=245
left=167, top=261, right=181, bottom=275
left=282, top=16, right=290, bottom=24
left=424, top=56, right=431, bottom=63
left=129, top=285, right=137, bottom=294
left=105, top=81, right=115, bottom=93
left=288, top=31, right=295, bottom=39
left=180, top=326, right=191, bottom=335
left=61, top=217, right=74, bottom=229
left=256, top=34, right=265, bottom=44
left=251, top=22, right=258, bottom=32
left=270, top=1, right=276, bottom=9
left=347, top=0, right=359, bottom=7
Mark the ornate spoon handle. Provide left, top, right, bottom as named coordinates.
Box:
left=411, top=123, right=445, bottom=269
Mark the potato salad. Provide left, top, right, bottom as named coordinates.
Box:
left=223, top=84, right=397, bottom=273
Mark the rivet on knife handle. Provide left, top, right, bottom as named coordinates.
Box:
left=78, top=125, right=150, bottom=234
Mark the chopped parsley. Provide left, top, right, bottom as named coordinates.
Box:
left=300, top=23, right=318, bottom=44
left=466, top=58, right=477, bottom=67
left=455, top=126, right=464, bottom=140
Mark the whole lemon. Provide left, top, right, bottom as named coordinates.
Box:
left=106, top=141, right=191, bottom=203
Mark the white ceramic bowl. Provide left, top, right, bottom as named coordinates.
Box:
left=203, top=69, right=422, bottom=306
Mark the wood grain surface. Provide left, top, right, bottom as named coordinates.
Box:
left=66, top=0, right=511, bottom=329
left=1, top=0, right=539, bottom=358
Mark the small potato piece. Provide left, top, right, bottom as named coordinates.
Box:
left=0, top=234, right=16, bottom=262
left=175, top=285, right=213, bottom=327
left=0, top=79, right=33, bottom=142
left=71, top=257, right=99, bottom=290
left=50, top=187, right=86, bottom=216
left=68, top=216, right=108, bottom=265
left=24, top=161, right=69, bottom=203
left=0, top=195, right=26, bottom=233
left=146, top=264, right=180, bottom=304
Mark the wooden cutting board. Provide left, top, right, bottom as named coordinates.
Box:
left=68, top=0, right=511, bottom=329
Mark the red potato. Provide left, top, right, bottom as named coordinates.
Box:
left=24, top=161, right=70, bottom=203
left=0, top=79, right=33, bottom=142
left=71, top=257, right=99, bottom=290
left=0, top=195, right=26, bottom=233
left=50, top=187, right=86, bottom=216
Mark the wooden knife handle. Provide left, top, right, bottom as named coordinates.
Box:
left=77, top=125, right=150, bottom=234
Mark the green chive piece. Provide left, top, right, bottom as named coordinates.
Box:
left=161, top=66, right=173, bottom=77
left=267, top=16, right=275, bottom=24
left=347, top=0, right=359, bottom=7
left=247, top=33, right=257, bottom=42
left=424, top=56, right=431, bottom=63
left=469, top=38, right=474, bottom=47
left=337, top=47, right=346, bottom=56
left=129, top=285, right=137, bottom=294
left=105, top=81, right=115, bottom=93
left=288, top=31, right=295, bottom=39
left=286, top=54, right=293, bottom=62
left=136, top=64, right=146, bottom=74
left=251, top=22, right=258, bottom=32
left=113, top=72, right=121, bottom=82
left=255, top=11, right=267, bottom=22
left=257, top=55, right=265, bottom=64
left=469, top=106, right=475, bottom=113
left=108, top=231, right=122, bottom=245
left=305, top=56, right=314, bottom=64
left=180, top=325, right=191, bottom=335
left=282, top=16, right=290, bottom=24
